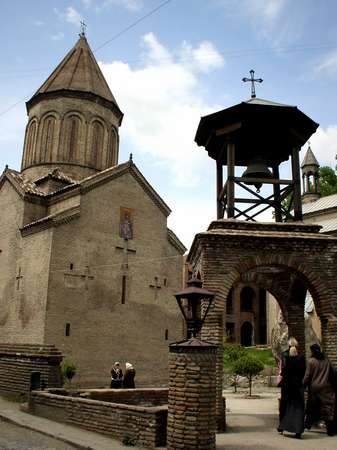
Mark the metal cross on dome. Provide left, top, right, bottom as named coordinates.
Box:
left=242, top=69, right=263, bottom=98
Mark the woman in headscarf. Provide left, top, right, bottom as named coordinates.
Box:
left=277, top=337, right=306, bottom=438
left=303, top=343, right=336, bottom=436
left=110, top=361, right=123, bottom=388
left=123, top=362, right=136, bottom=388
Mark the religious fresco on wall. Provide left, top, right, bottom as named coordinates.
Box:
left=119, top=207, right=134, bottom=240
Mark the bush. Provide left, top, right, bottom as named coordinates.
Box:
left=232, top=355, right=264, bottom=396
left=223, top=344, right=247, bottom=367
left=61, top=359, right=77, bottom=384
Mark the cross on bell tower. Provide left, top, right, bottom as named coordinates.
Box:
left=242, top=69, right=263, bottom=99
left=80, top=20, right=87, bottom=37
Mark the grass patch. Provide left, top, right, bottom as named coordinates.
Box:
left=245, top=348, right=276, bottom=368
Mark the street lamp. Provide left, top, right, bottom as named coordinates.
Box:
left=174, top=277, right=215, bottom=338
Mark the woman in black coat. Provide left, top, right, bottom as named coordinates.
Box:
left=123, top=362, right=136, bottom=388
left=278, top=339, right=306, bottom=438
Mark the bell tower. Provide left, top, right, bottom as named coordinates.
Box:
left=21, top=35, right=123, bottom=181
left=195, top=91, right=319, bottom=222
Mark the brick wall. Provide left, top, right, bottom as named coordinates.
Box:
left=28, top=389, right=167, bottom=448
left=73, top=387, right=168, bottom=405
left=188, top=220, right=337, bottom=425
left=0, top=343, right=63, bottom=396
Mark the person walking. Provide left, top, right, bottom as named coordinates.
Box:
left=123, top=362, right=136, bottom=388
left=110, top=362, right=123, bottom=388
left=277, top=337, right=306, bottom=438
left=303, top=343, right=336, bottom=436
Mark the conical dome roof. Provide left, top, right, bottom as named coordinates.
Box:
left=29, top=35, right=120, bottom=110
left=301, top=145, right=319, bottom=168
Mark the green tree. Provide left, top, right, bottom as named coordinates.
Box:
left=319, top=166, right=337, bottom=197
left=232, top=355, right=264, bottom=397
left=223, top=344, right=247, bottom=393
left=61, top=359, right=77, bottom=385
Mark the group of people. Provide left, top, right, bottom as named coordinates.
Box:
left=110, top=361, right=136, bottom=389
left=278, top=338, right=337, bottom=438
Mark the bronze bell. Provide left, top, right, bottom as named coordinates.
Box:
left=242, top=156, right=272, bottom=192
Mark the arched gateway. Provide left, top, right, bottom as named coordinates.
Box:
left=188, top=88, right=337, bottom=429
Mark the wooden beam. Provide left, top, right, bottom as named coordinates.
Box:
left=272, top=165, right=282, bottom=222
left=216, top=158, right=223, bottom=219
left=215, top=122, right=242, bottom=136
left=234, top=176, right=293, bottom=185
left=291, top=147, right=302, bottom=220
left=227, top=143, right=235, bottom=218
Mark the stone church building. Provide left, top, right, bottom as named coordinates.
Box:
left=0, top=35, right=186, bottom=387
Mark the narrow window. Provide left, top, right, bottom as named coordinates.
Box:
left=70, top=263, right=74, bottom=271
left=121, top=275, right=126, bottom=304
left=163, top=278, right=167, bottom=287
left=65, top=323, right=71, bottom=337
left=165, top=329, right=169, bottom=340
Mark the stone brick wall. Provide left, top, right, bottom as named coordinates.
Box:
left=74, top=387, right=168, bottom=405
left=0, top=344, right=62, bottom=396
left=188, top=220, right=337, bottom=424
left=29, top=390, right=167, bottom=448
left=167, top=339, right=217, bottom=450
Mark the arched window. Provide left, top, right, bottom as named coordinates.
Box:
left=90, top=120, right=104, bottom=168
left=240, top=286, right=254, bottom=312
left=25, top=120, right=37, bottom=166
left=106, top=128, right=117, bottom=168
left=40, top=115, right=56, bottom=162
left=65, top=115, right=81, bottom=162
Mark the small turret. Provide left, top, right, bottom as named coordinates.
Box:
left=301, top=144, right=320, bottom=204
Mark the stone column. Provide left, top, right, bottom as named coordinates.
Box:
left=167, top=338, right=217, bottom=450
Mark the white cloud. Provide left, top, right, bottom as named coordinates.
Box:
left=50, top=32, right=65, bottom=41
left=33, top=20, right=44, bottom=27
left=308, top=125, right=337, bottom=168
left=315, top=50, right=337, bottom=77
left=180, top=41, right=225, bottom=73
left=100, top=33, right=223, bottom=187
left=65, top=6, right=84, bottom=25
left=245, top=0, right=288, bottom=23
left=82, top=0, right=142, bottom=11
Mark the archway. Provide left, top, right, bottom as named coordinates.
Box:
left=187, top=220, right=337, bottom=427
left=241, top=321, right=253, bottom=346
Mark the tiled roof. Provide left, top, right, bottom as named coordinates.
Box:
left=301, top=145, right=319, bottom=168
left=302, top=193, right=337, bottom=214
left=244, top=97, right=294, bottom=107
left=316, top=217, right=337, bottom=234
left=30, top=36, right=120, bottom=109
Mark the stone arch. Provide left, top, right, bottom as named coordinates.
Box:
left=23, top=118, right=38, bottom=167
left=88, top=118, right=106, bottom=169
left=61, top=112, right=84, bottom=163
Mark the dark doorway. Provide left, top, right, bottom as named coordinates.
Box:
left=241, top=321, right=253, bottom=346
left=30, top=371, right=41, bottom=391
left=240, top=286, right=254, bottom=311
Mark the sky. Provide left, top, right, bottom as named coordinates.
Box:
left=1, top=0, right=337, bottom=250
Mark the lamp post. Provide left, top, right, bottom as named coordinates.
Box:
left=174, top=277, right=215, bottom=339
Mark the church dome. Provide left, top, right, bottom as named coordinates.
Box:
left=21, top=35, right=123, bottom=181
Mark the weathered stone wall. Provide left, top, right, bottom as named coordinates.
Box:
left=44, top=171, right=184, bottom=387
left=75, top=387, right=168, bottom=405
left=29, top=390, right=167, bottom=448
left=0, top=182, right=51, bottom=344
left=0, top=344, right=62, bottom=396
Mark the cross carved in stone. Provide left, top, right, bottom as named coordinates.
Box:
left=115, top=238, right=136, bottom=270
left=16, top=267, right=23, bottom=290
left=242, top=69, right=263, bottom=98
left=149, top=276, right=162, bottom=300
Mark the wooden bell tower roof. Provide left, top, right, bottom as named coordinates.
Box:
left=195, top=98, right=319, bottom=167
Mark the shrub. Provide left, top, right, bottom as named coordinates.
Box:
left=232, top=355, right=264, bottom=396
left=223, top=344, right=247, bottom=393
left=61, top=359, right=77, bottom=385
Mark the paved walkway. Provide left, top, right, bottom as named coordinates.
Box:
left=0, top=389, right=336, bottom=449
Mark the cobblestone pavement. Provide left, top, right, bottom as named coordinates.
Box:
left=0, top=418, right=79, bottom=450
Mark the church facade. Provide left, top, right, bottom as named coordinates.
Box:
left=0, top=35, right=186, bottom=387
